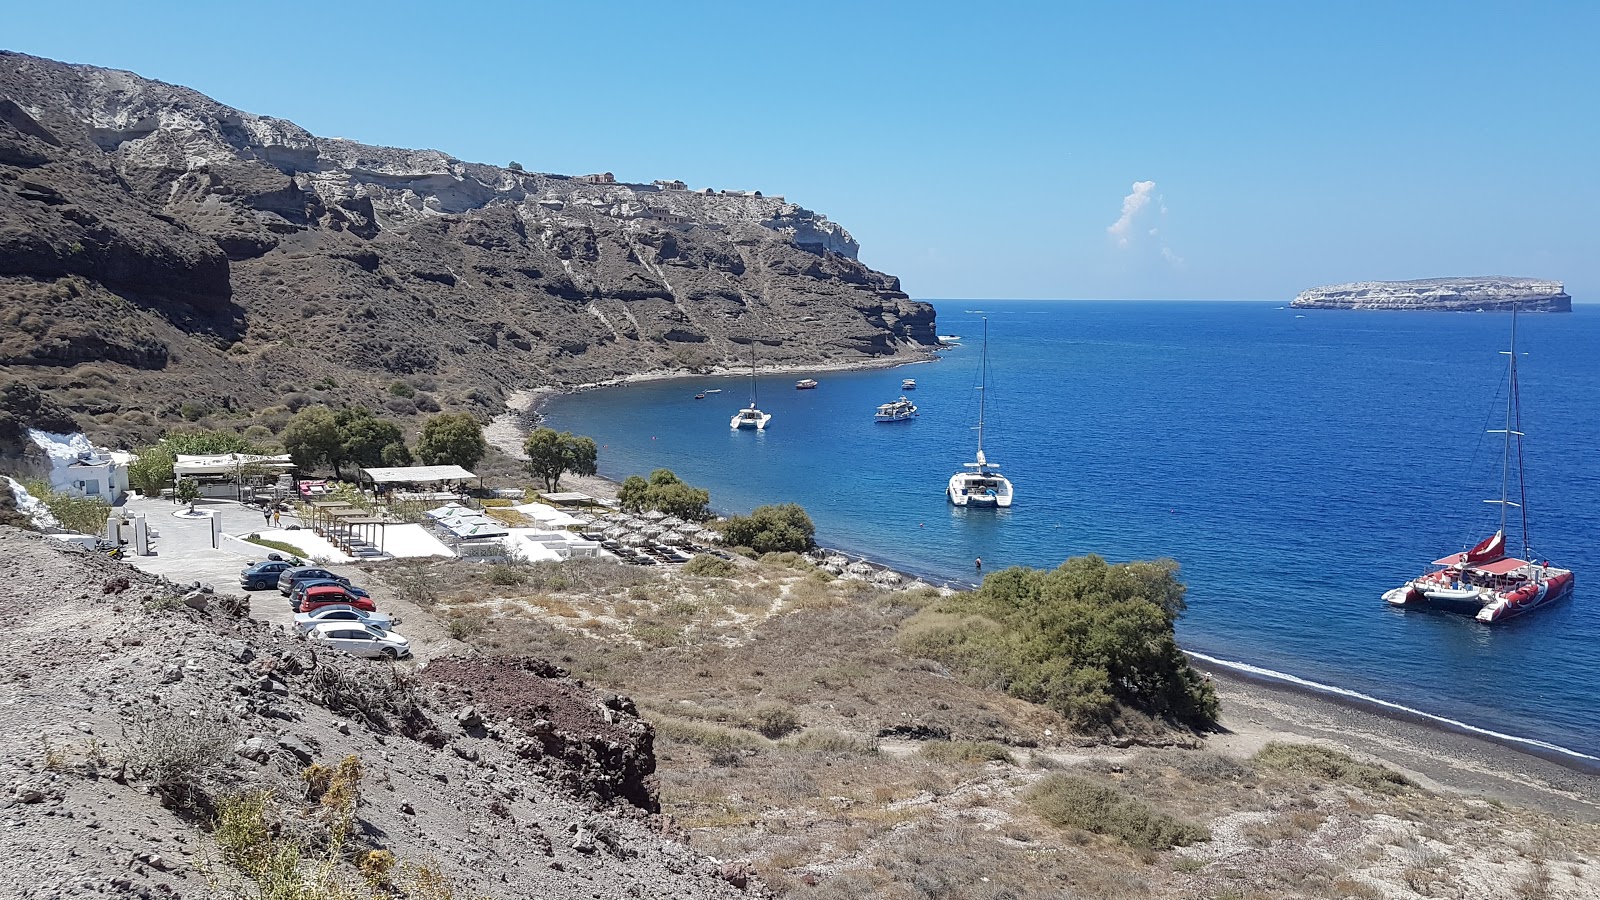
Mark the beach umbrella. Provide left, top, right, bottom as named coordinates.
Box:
left=659, top=515, right=685, bottom=528
left=641, top=510, right=667, bottom=521
left=623, top=532, right=650, bottom=546
left=696, top=530, right=723, bottom=544
left=641, top=525, right=666, bottom=538
left=675, top=521, right=703, bottom=534
left=604, top=525, right=630, bottom=540
left=657, top=531, right=686, bottom=545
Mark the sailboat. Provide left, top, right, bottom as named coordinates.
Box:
left=1382, top=304, right=1574, bottom=623
left=730, top=342, right=771, bottom=430
left=947, top=317, right=1013, bottom=507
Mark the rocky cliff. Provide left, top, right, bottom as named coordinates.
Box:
left=0, top=51, right=937, bottom=441
left=1290, top=277, right=1572, bottom=312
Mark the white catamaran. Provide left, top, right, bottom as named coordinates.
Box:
left=947, top=317, right=1013, bottom=507
left=730, top=343, right=771, bottom=430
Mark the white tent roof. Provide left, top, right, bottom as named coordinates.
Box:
left=173, top=453, right=294, bottom=476
left=363, top=465, right=478, bottom=484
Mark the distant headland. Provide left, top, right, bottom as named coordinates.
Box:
left=1290, top=277, right=1572, bottom=312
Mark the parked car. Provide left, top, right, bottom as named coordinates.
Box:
left=298, top=585, right=378, bottom=614
left=241, top=559, right=301, bottom=590
left=303, top=622, right=411, bottom=659
left=277, top=566, right=342, bottom=595
left=288, top=578, right=369, bottom=609
left=294, top=605, right=397, bottom=634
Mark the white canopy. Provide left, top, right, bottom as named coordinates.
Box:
left=363, top=465, right=478, bottom=484
left=173, top=453, right=294, bottom=476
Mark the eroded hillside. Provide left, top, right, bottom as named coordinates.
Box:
left=0, top=51, right=937, bottom=441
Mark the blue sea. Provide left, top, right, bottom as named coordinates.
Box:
left=542, top=300, right=1600, bottom=760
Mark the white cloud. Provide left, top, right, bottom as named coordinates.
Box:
left=1107, top=180, right=1157, bottom=247
left=1162, top=246, right=1185, bottom=266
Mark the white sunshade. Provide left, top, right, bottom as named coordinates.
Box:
left=363, top=465, right=478, bottom=484
left=173, top=453, right=295, bottom=476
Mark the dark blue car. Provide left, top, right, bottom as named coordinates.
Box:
left=239, top=557, right=304, bottom=591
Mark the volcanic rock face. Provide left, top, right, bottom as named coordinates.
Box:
left=0, top=51, right=937, bottom=438
left=1290, top=277, right=1572, bottom=312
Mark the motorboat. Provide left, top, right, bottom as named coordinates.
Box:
left=947, top=318, right=1013, bottom=508
left=730, top=344, right=770, bottom=430
left=874, top=396, right=918, bottom=422
left=796, top=378, right=819, bottom=390
left=694, top=393, right=706, bottom=400
left=901, top=378, right=917, bottom=390
left=1383, top=304, right=1574, bottom=623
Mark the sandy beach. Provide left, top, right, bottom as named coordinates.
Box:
left=1201, top=664, right=1600, bottom=822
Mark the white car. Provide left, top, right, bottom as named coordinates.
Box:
left=303, top=622, right=412, bottom=660
left=293, top=605, right=398, bottom=635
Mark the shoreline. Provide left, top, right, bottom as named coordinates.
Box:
left=493, top=372, right=1600, bottom=792
left=1201, top=662, right=1600, bottom=820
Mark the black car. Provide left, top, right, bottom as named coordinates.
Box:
left=277, top=566, right=342, bottom=596
left=240, top=558, right=303, bottom=591
left=288, top=577, right=369, bottom=611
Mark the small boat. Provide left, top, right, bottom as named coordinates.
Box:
left=874, top=396, right=918, bottom=422
left=947, top=318, right=1013, bottom=508
left=703, top=388, right=722, bottom=394
left=730, top=344, right=771, bottom=430
left=901, top=378, right=917, bottom=390
left=795, top=378, right=819, bottom=390
left=694, top=393, right=706, bottom=400
left=1383, top=304, right=1574, bottom=623
left=937, top=335, right=961, bottom=343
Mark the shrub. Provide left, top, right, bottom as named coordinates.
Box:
left=720, top=503, right=815, bottom=553
left=1254, top=743, right=1413, bottom=794
left=897, top=555, right=1216, bottom=730
left=1027, top=774, right=1210, bottom=849
left=23, top=481, right=112, bottom=533
left=749, top=703, right=800, bottom=739
left=918, top=740, right=1014, bottom=765
left=683, top=554, right=736, bottom=578
left=486, top=564, right=526, bottom=586
left=246, top=536, right=308, bottom=558
left=789, top=728, right=875, bottom=755
left=128, top=704, right=234, bottom=808
left=616, top=468, right=711, bottom=520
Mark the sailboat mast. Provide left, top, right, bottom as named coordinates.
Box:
left=1510, top=303, right=1531, bottom=558
left=750, top=343, right=758, bottom=407
left=1499, top=310, right=1513, bottom=538
left=976, top=317, right=988, bottom=457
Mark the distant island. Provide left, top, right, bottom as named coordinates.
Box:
left=1290, top=277, right=1572, bottom=312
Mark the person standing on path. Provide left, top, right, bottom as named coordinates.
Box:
left=262, top=507, right=272, bottom=526
left=272, top=508, right=282, bottom=527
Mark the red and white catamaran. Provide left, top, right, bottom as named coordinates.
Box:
left=1382, top=305, right=1575, bottom=623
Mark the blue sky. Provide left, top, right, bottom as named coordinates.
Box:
left=8, top=1, right=1597, bottom=300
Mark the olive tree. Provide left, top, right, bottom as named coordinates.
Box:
left=416, top=412, right=487, bottom=469
left=522, top=428, right=597, bottom=491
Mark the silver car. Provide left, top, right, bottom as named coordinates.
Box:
left=303, top=622, right=411, bottom=660
left=293, top=605, right=398, bottom=635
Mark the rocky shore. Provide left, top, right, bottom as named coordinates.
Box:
left=1290, top=276, right=1572, bottom=311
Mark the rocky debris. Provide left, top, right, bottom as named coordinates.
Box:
left=1290, top=277, right=1572, bottom=312
left=422, top=656, right=660, bottom=812
left=0, top=50, right=939, bottom=440
left=0, top=526, right=759, bottom=899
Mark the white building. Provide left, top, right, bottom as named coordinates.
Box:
left=29, top=430, right=130, bottom=503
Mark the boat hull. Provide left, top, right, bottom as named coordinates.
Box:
left=1476, top=570, right=1575, bottom=623
left=947, top=473, right=1013, bottom=508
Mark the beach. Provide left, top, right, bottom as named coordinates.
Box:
left=1201, top=665, right=1600, bottom=822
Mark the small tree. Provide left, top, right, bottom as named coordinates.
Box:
left=522, top=428, right=597, bottom=491
left=416, top=412, right=487, bottom=469
left=126, top=447, right=175, bottom=498
left=335, top=408, right=407, bottom=479
left=617, top=469, right=710, bottom=520
left=281, top=406, right=341, bottom=471
left=175, top=478, right=201, bottom=511
left=720, top=503, right=815, bottom=553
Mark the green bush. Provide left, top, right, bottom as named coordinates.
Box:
left=245, top=536, right=307, bottom=559
left=682, top=554, right=736, bottom=578
left=22, top=481, right=112, bottom=534
left=486, top=564, right=526, bottom=586
left=897, top=555, right=1216, bottom=730
left=616, top=468, right=711, bottom=520
left=1027, top=774, right=1209, bottom=849
left=1253, top=743, right=1412, bottom=794
left=720, top=503, right=815, bottom=554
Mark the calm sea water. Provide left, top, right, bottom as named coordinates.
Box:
left=543, top=301, right=1600, bottom=758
